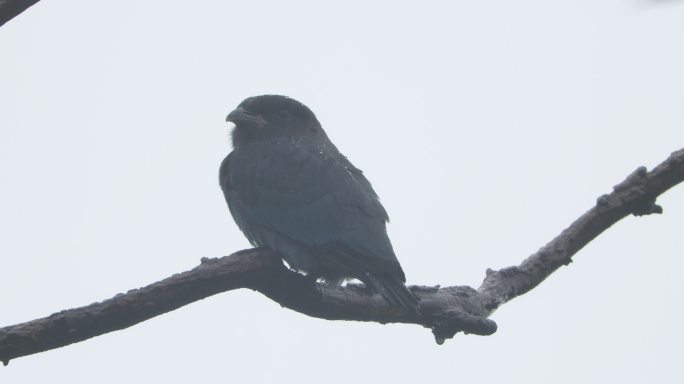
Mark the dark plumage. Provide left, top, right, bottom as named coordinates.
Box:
left=220, top=95, right=419, bottom=312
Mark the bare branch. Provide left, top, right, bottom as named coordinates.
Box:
left=1, top=148, right=683, bottom=365
left=0, top=0, right=40, bottom=28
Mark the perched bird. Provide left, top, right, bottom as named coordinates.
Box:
left=220, top=95, right=419, bottom=312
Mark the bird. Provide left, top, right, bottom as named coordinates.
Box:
left=220, top=94, right=419, bottom=313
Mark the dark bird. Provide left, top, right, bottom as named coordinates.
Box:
left=220, top=95, right=419, bottom=312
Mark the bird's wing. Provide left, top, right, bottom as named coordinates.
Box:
left=221, top=140, right=399, bottom=269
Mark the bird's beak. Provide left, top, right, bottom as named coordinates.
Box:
left=226, top=107, right=267, bottom=127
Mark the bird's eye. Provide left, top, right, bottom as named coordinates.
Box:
left=277, top=110, right=292, bottom=120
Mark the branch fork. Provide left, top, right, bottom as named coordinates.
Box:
left=2, top=148, right=683, bottom=365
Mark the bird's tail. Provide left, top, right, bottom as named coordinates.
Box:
left=365, top=273, right=420, bottom=315
left=320, top=247, right=420, bottom=314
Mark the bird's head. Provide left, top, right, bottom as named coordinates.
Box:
left=226, top=95, right=324, bottom=148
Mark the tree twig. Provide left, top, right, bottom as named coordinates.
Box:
left=0, top=0, right=40, bottom=28
left=1, top=148, right=683, bottom=365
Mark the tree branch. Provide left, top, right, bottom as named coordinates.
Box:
left=1, top=148, right=683, bottom=365
left=0, top=0, right=40, bottom=28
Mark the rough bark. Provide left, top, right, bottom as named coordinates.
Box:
left=0, top=0, right=39, bottom=27
left=1, top=148, right=682, bottom=365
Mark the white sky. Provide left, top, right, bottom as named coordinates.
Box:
left=1, top=0, right=684, bottom=382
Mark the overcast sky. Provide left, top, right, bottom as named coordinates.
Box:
left=2, top=1, right=684, bottom=382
